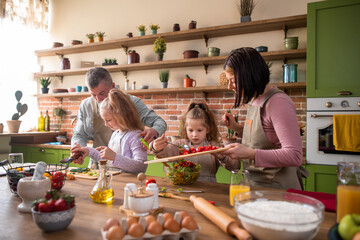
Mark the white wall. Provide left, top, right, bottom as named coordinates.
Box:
left=39, top=0, right=318, bottom=92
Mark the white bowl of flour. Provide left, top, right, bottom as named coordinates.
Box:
left=234, top=191, right=324, bottom=240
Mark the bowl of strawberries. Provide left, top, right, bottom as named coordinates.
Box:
left=31, top=189, right=76, bottom=232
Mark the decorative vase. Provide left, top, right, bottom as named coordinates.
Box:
left=97, top=36, right=103, bottom=42
left=127, top=32, right=133, bottom=38
left=156, top=53, right=164, bottom=61
left=151, top=29, right=157, bottom=35
left=139, top=31, right=145, bottom=36
left=128, top=50, right=140, bottom=64
left=173, top=23, right=180, bottom=32
left=6, top=120, right=22, bottom=133
left=88, top=38, right=94, bottom=43
left=241, top=15, right=251, bottom=23
left=161, top=82, right=168, bottom=88
left=41, top=88, right=49, bottom=94
left=189, top=21, right=197, bottom=29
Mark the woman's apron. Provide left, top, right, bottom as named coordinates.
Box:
left=187, top=140, right=217, bottom=182
left=241, top=88, right=301, bottom=189
left=90, top=98, right=113, bottom=169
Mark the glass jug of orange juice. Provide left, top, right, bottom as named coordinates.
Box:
left=230, top=170, right=250, bottom=206
left=337, top=161, right=360, bottom=222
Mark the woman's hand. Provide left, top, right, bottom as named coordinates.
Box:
left=70, top=143, right=89, bottom=165
left=221, top=113, right=238, bottom=130
left=221, top=143, right=255, bottom=160
left=152, top=134, right=168, bottom=152
left=96, top=146, right=116, bottom=161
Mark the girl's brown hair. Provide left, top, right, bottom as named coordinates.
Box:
left=179, top=101, right=221, bottom=142
left=100, top=89, right=144, bottom=131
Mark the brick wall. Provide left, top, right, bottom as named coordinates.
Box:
left=38, top=87, right=306, bottom=154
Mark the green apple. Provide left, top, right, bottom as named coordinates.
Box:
left=338, top=214, right=360, bottom=240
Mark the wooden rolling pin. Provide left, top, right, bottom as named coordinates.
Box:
left=190, top=195, right=252, bottom=240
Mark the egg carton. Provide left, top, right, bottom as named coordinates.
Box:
left=101, top=211, right=200, bottom=240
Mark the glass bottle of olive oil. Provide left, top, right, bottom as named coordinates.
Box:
left=90, top=160, right=114, bottom=204
left=37, top=111, right=45, bottom=131
left=44, top=110, right=50, bottom=131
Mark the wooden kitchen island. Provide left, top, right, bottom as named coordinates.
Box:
left=0, top=173, right=336, bottom=240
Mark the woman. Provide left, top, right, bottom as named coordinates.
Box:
left=218, top=47, right=306, bottom=190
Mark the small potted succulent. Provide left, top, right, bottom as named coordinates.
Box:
left=7, top=90, right=28, bottom=133
left=95, top=31, right=106, bottom=42
left=137, top=25, right=146, bottom=36
left=153, top=37, right=167, bottom=61
left=149, top=24, right=160, bottom=34
left=102, top=58, right=118, bottom=66
left=86, top=33, right=95, bottom=43
left=39, top=77, right=51, bottom=94
left=159, top=69, right=170, bottom=88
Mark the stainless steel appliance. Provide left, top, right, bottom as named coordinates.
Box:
left=306, top=97, right=360, bottom=165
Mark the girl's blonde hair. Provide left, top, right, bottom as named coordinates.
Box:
left=100, top=89, right=144, bottom=131
left=179, top=101, right=221, bottom=142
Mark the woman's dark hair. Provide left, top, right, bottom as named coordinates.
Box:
left=224, top=47, right=269, bottom=107
left=179, top=101, right=221, bottom=142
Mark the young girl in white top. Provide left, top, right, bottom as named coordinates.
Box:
left=71, top=89, right=147, bottom=173
left=150, top=101, right=239, bottom=182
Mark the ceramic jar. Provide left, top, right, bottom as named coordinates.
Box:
left=189, top=20, right=197, bottom=29
left=60, top=58, right=70, bottom=70
left=173, top=23, right=180, bottom=32
left=208, top=47, right=220, bottom=57
left=128, top=50, right=140, bottom=64
left=283, top=64, right=298, bottom=83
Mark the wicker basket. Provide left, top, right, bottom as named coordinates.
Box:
left=219, top=72, right=229, bottom=86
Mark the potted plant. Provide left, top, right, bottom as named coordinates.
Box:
left=86, top=33, right=95, bottom=43
left=102, top=58, right=118, bottom=66
left=95, top=31, right=106, bottom=42
left=137, top=25, right=146, bottom=36
left=159, top=69, right=170, bottom=88
left=39, top=77, right=51, bottom=94
left=149, top=24, right=160, bottom=34
left=237, top=0, right=256, bottom=22
left=53, top=107, right=66, bottom=131
left=7, top=90, right=28, bottom=133
left=153, top=37, right=167, bottom=61
left=223, top=108, right=239, bottom=145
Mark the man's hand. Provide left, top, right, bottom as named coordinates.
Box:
left=70, top=143, right=89, bottom=165
left=139, top=127, right=159, bottom=144
left=96, top=146, right=116, bottom=161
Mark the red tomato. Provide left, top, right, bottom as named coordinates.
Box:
left=146, top=178, right=156, bottom=186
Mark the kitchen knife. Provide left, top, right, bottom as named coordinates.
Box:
left=172, top=189, right=204, bottom=193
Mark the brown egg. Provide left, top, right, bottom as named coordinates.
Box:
left=145, top=215, right=156, bottom=226
left=181, top=215, right=198, bottom=231
left=179, top=211, right=189, bottom=220
left=147, top=221, right=163, bottom=235
left=127, top=217, right=138, bottom=227
left=127, top=223, right=145, bottom=238
left=164, top=218, right=180, bottom=233
left=104, top=218, right=120, bottom=231
left=163, top=212, right=174, bottom=222
left=106, top=225, right=124, bottom=240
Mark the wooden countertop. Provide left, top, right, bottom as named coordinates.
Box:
left=0, top=174, right=336, bottom=240
left=0, top=131, right=66, bottom=137
left=11, top=143, right=71, bottom=150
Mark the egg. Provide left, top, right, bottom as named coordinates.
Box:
left=104, top=218, right=120, bottom=231
left=164, top=218, right=180, bottom=233
left=163, top=212, right=174, bottom=222
left=127, top=217, right=138, bottom=228
left=145, top=215, right=156, bottom=226
left=181, top=215, right=198, bottom=231
left=179, top=211, right=189, bottom=220
left=127, top=223, right=145, bottom=238
left=106, top=225, right=124, bottom=240
left=147, top=221, right=163, bottom=235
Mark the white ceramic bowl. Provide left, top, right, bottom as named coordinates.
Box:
left=32, top=206, right=76, bottom=232
left=234, top=191, right=324, bottom=240
left=128, top=195, right=154, bottom=216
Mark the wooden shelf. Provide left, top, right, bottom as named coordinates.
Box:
left=34, top=49, right=306, bottom=78
left=35, top=82, right=306, bottom=98
left=35, top=14, right=306, bottom=57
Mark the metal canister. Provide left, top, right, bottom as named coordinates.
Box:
left=283, top=64, right=298, bottom=83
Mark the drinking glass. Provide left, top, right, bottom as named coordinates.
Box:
left=337, top=161, right=360, bottom=222
left=230, top=170, right=250, bottom=206
left=8, top=153, right=23, bottom=165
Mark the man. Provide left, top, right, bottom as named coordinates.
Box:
left=71, top=67, right=167, bottom=167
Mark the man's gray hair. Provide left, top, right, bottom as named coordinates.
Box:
left=85, top=67, right=113, bottom=89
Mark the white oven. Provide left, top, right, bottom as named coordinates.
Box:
left=306, top=97, right=360, bottom=165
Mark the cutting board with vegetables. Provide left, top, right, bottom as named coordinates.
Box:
left=68, top=167, right=121, bottom=180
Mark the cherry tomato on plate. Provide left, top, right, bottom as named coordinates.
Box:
left=146, top=178, right=156, bottom=186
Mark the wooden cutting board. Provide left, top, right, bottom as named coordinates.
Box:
left=145, top=146, right=231, bottom=164
left=69, top=169, right=121, bottom=180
